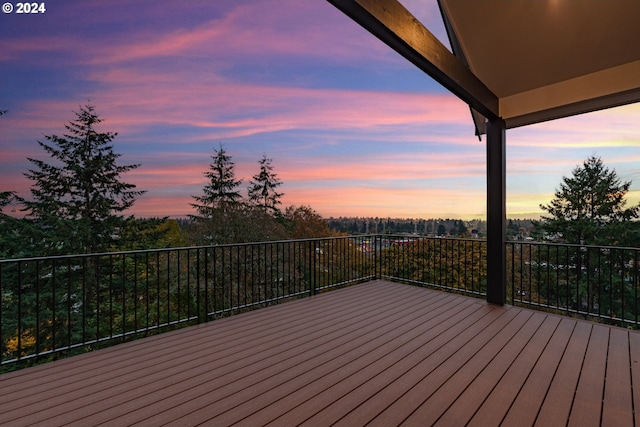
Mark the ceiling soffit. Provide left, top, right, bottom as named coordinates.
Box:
left=438, top=0, right=640, bottom=132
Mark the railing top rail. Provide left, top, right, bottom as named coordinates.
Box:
left=2, top=233, right=637, bottom=264
left=0, top=234, right=373, bottom=264
left=508, top=239, right=640, bottom=252
left=378, top=235, right=487, bottom=244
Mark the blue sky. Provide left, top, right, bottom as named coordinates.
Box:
left=1, top=0, right=638, bottom=219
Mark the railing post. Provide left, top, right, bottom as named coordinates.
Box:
left=309, top=239, right=316, bottom=296
left=0, top=263, right=3, bottom=365
left=204, top=247, right=209, bottom=322
left=486, top=117, right=506, bottom=305
left=373, top=235, right=376, bottom=279
left=197, top=248, right=202, bottom=323
left=374, top=234, right=382, bottom=279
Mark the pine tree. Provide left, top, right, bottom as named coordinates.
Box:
left=191, top=144, right=243, bottom=219
left=23, top=104, right=145, bottom=254
left=247, top=154, right=283, bottom=216
left=0, top=191, right=23, bottom=258
left=538, top=155, right=639, bottom=245
left=0, top=191, right=14, bottom=211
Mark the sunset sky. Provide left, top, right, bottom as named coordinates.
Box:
left=1, top=0, right=638, bottom=220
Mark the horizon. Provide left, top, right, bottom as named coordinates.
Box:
left=1, top=1, right=638, bottom=221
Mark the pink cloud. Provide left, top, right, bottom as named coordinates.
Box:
left=81, top=68, right=467, bottom=127
left=278, top=152, right=486, bottom=183
left=12, top=72, right=472, bottom=151
left=0, top=35, right=80, bottom=62
left=83, top=1, right=392, bottom=67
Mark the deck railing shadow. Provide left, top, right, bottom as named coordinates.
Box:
left=2, top=235, right=638, bottom=370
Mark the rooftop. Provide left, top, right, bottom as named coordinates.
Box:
left=2, top=279, right=638, bottom=426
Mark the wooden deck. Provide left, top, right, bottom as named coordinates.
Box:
left=1, top=279, right=639, bottom=426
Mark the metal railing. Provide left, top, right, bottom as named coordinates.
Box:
left=507, top=241, right=640, bottom=327
left=2, top=234, right=639, bottom=370
left=378, top=236, right=640, bottom=327
left=377, top=235, right=487, bottom=297
left=1, top=236, right=374, bottom=368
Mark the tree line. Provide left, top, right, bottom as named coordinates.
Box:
left=327, top=155, right=640, bottom=246
left=0, top=105, right=333, bottom=260
left=2, top=105, right=638, bottom=260
left=327, top=217, right=485, bottom=237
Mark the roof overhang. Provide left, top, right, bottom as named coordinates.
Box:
left=329, top=0, right=640, bottom=135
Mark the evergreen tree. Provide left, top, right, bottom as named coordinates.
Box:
left=0, top=191, right=14, bottom=211
left=0, top=191, right=24, bottom=258
left=189, top=144, right=245, bottom=244
left=537, top=155, right=639, bottom=246
left=22, top=104, right=145, bottom=254
left=191, top=144, right=243, bottom=219
left=535, top=155, right=640, bottom=318
left=247, top=154, right=283, bottom=216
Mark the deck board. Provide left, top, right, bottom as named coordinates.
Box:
left=454, top=314, right=561, bottom=426
left=499, top=317, right=576, bottom=426
left=602, top=328, right=634, bottom=427
left=420, top=311, right=545, bottom=425
left=534, top=320, right=593, bottom=427
left=1, top=279, right=638, bottom=427
left=122, top=285, right=452, bottom=427
left=568, top=324, right=610, bottom=427
left=290, top=299, right=492, bottom=427
left=630, top=331, right=640, bottom=427
left=340, top=307, right=521, bottom=427
left=235, top=295, right=478, bottom=426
